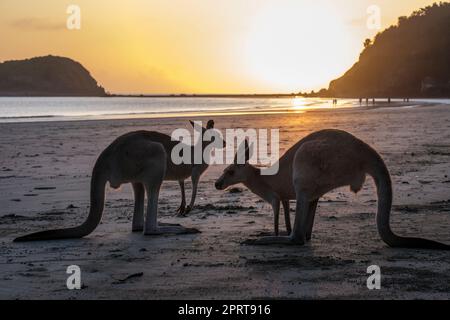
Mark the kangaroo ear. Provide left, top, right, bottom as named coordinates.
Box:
left=206, top=120, right=214, bottom=129
left=234, top=139, right=250, bottom=165
left=245, top=141, right=254, bottom=163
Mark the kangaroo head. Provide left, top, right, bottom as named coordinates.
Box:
left=190, top=119, right=214, bottom=131
left=189, top=119, right=226, bottom=149
left=215, top=139, right=254, bottom=190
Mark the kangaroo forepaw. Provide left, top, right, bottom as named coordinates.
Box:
left=132, top=221, right=144, bottom=232
left=144, top=225, right=201, bottom=236
left=180, top=227, right=200, bottom=234
left=159, top=222, right=182, bottom=227
left=184, top=205, right=193, bottom=215
left=176, top=204, right=186, bottom=216
left=241, top=236, right=304, bottom=246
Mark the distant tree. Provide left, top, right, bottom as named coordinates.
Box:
left=318, top=88, right=328, bottom=96
left=363, top=38, right=372, bottom=48
left=398, top=16, right=407, bottom=25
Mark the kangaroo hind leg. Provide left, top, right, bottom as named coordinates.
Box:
left=305, top=199, right=318, bottom=241
left=143, top=177, right=199, bottom=236
left=242, top=196, right=311, bottom=246
left=176, top=180, right=187, bottom=216
left=185, top=172, right=200, bottom=215
left=282, top=200, right=292, bottom=235
left=132, top=182, right=145, bottom=232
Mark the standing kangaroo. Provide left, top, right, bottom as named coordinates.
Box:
left=215, top=129, right=449, bottom=250
left=14, top=120, right=221, bottom=242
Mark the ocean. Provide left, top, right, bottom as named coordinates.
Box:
left=0, top=97, right=448, bottom=123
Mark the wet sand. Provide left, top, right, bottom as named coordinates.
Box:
left=0, top=103, right=449, bottom=299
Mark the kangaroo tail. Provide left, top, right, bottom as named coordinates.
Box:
left=367, top=147, right=450, bottom=250
left=14, top=159, right=108, bottom=242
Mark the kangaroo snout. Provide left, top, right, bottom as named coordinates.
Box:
left=215, top=180, right=224, bottom=190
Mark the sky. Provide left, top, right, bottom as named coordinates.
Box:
left=0, top=0, right=440, bottom=94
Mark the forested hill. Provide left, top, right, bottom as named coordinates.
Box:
left=328, top=3, right=450, bottom=98
left=0, top=55, right=106, bottom=96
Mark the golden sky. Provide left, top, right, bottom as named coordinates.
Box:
left=0, top=0, right=439, bottom=94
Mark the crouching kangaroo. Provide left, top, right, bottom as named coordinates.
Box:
left=215, top=129, right=449, bottom=250
left=14, top=120, right=222, bottom=242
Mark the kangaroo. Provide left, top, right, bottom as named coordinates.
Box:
left=215, top=129, right=449, bottom=250
left=14, top=120, right=221, bottom=242
left=172, top=120, right=224, bottom=215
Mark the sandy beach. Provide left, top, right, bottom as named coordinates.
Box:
left=0, top=103, right=449, bottom=300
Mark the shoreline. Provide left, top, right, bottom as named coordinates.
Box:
left=0, top=99, right=446, bottom=124
left=2, top=93, right=450, bottom=99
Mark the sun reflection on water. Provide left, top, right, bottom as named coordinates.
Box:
left=291, top=97, right=334, bottom=110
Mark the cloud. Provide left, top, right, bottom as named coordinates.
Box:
left=10, top=18, right=64, bottom=31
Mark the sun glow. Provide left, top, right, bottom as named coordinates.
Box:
left=245, top=1, right=359, bottom=93
left=0, top=0, right=439, bottom=94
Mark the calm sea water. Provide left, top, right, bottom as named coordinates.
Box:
left=0, top=97, right=448, bottom=123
